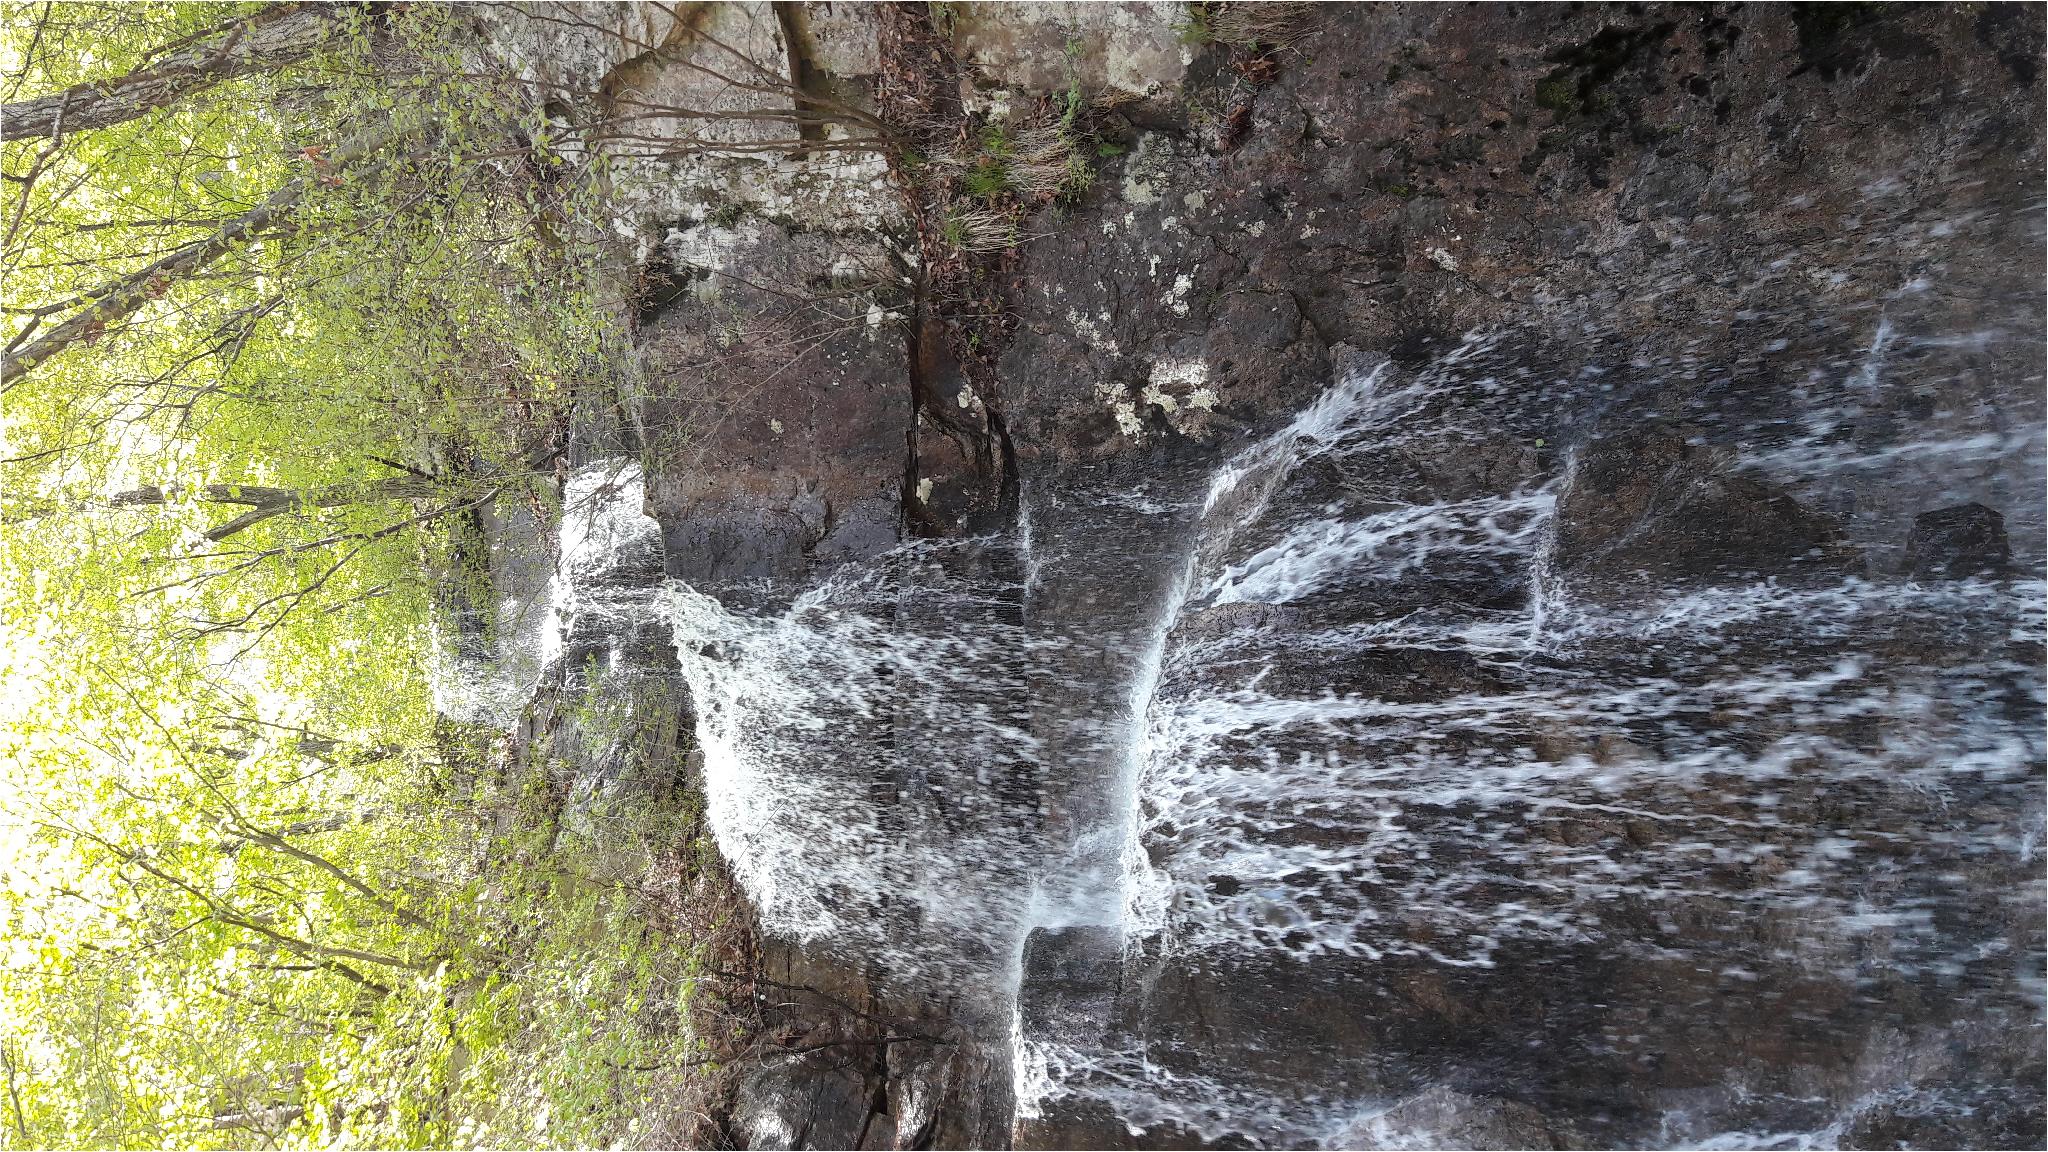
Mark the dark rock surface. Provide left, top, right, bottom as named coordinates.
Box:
left=1904, top=502, right=2015, bottom=581
left=576, top=3, right=2046, bottom=1148
left=1551, top=426, right=1858, bottom=585
left=636, top=221, right=914, bottom=594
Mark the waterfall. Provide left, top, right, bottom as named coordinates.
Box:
left=1005, top=332, right=2045, bottom=1147
left=430, top=461, right=663, bottom=725
left=506, top=315, right=2040, bottom=1148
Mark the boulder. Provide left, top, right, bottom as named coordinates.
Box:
left=1901, top=502, right=2014, bottom=580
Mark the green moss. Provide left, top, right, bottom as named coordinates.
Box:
left=1059, top=84, right=1085, bottom=132
left=1535, top=20, right=1676, bottom=121
left=1059, top=155, right=1096, bottom=199
left=962, top=157, right=1011, bottom=199
left=1534, top=69, right=1579, bottom=116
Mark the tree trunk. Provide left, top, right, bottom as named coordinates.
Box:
left=101, top=475, right=443, bottom=540
left=1, top=3, right=342, bottom=143
left=2, top=126, right=394, bottom=384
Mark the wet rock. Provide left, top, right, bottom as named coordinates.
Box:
left=1553, top=427, right=1857, bottom=584
left=1016, top=927, right=1123, bottom=1040
left=1336, top=1085, right=1570, bottom=1150
left=1902, top=502, right=2014, bottom=580
left=1211, top=291, right=1299, bottom=354
left=521, top=2, right=2048, bottom=1147
left=637, top=220, right=912, bottom=595
left=733, top=1051, right=877, bottom=1151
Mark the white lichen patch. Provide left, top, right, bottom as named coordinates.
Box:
left=916, top=477, right=934, bottom=503
left=662, top=217, right=763, bottom=302
left=1095, top=381, right=1146, bottom=438
left=1139, top=357, right=1220, bottom=434
left=1148, top=356, right=1208, bottom=392
left=1428, top=246, right=1459, bottom=272
left=952, top=2, right=1189, bottom=100
left=1166, top=273, right=1193, bottom=317
left=610, top=145, right=901, bottom=259
left=1120, top=131, right=1173, bottom=206
left=1067, top=309, right=1121, bottom=356
left=963, top=87, right=1015, bottom=120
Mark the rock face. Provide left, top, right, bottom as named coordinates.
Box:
left=509, top=2, right=2044, bottom=1148
left=634, top=221, right=912, bottom=591
left=1903, top=502, right=2015, bottom=581
left=1550, top=427, right=1858, bottom=585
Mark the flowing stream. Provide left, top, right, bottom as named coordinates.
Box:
left=512, top=314, right=2042, bottom=1147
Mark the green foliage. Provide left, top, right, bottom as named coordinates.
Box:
left=0, top=5, right=710, bottom=1149
left=979, top=122, right=1015, bottom=158
left=1534, top=69, right=1581, bottom=117
left=962, top=156, right=1012, bottom=200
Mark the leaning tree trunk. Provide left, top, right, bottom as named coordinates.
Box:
left=1, top=127, right=394, bottom=383
left=0, top=3, right=342, bottom=143
left=101, top=475, right=444, bottom=540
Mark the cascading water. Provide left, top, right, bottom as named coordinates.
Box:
left=655, top=464, right=1230, bottom=993
left=431, top=461, right=661, bottom=725
left=1007, top=330, right=2044, bottom=1148
left=663, top=541, right=1054, bottom=984
left=517, top=311, right=2039, bottom=1149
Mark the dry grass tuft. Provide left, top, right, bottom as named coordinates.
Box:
left=1003, top=123, right=1084, bottom=200
left=1209, top=2, right=1319, bottom=49
left=941, top=206, right=1018, bottom=253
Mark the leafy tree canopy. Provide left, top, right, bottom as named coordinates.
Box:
left=0, top=5, right=681, bottom=1147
